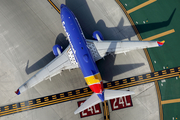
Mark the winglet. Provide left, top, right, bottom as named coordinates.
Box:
left=157, top=41, right=165, bottom=46
left=15, top=89, right=21, bottom=95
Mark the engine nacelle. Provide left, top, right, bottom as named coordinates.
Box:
left=92, top=31, right=104, bottom=41
left=52, top=44, right=63, bottom=57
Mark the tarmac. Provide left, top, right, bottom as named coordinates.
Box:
left=0, top=0, right=159, bottom=120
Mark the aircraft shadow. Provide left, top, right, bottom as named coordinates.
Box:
left=135, top=8, right=176, bottom=33
left=25, top=52, right=54, bottom=74
left=97, top=57, right=145, bottom=82
left=55, top=33, right=69, bottom=50
left=66, top=0, right=175, bottom=40
left=26, top=33, right=68, bottom=74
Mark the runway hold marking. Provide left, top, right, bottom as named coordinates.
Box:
left=127, top=0, right=156, bottom=14
left=161, top=98, right=180, bottom=104
left=0, top=66, right=180, bottom=117
left=47, top=0, right=60, bottom=13
left=142, top=29, right=175, bottom=41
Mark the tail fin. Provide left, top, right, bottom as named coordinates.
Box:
left=74, top=89, right=135, bottom=114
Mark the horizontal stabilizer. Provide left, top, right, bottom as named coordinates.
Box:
left=74, top=89, right=135, bottom=114
left=104, top=89, right=135, bottom=100
left=74, top=93, right=101, bottom=114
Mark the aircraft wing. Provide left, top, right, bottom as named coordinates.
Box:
left=15, top=46, right=78, bottom=95
left=86, top=39, right=164, bottom=61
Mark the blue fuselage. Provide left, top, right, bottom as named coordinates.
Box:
left=61, top=5, right=99, bottom=78
left=60, top=4, right=104, bottom=101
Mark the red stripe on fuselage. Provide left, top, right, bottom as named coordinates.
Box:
left=89, top=81, right=104, bottom=93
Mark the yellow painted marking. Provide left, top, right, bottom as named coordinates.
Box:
left=170, top=68, right=175, bottom=73
left=161, top=98, right=180, bottom=104
left=154, top=72, right=159, bottom=77
left=103, top=101, right=109, bottom=120
left=76, top=90, right=80, bottom=94
left=143, top=29, right=175, bottom=41
left=144, top=49, right=154, bottom=72
left=107, top=72, right=179, bottom=89
left=0, top=91, right=93, bottom=115
left=130, top=77, right=135, bottom=82
left=85, top=73, right=102, bottom=85
left=123, top=79, right=127, bottom=83
left=52, top=95, right=57, bottom=100
left=1, top=67, right=180, bottom=117
left=4, top=106, right=9, bottom=111
left=83, top=88, right=89, bottom=93
left=48, top=0, right=60, bottom=13
left=115, top=81, right=119, bottom=85
left=60, top=93, right=64, bottom=98
left=29, top=101, right=33, bottom=105
left=20, top=102, right=25, bottom=107
left=36, top=99, right=41, bottom=103
left=162, top=70, right=167, bottom=75
left=107, top=83, right=112, bottom=88
left=2, top=71, right=177, bottom=115
left=138, top=76, right=143, bottom=80
left=155, top=81, right=163, bottom=120
left=68, top=92, right=72, bottom=96
left=146, top=74, right=151, bottom=78
left=127, top=0, right=156, bottom=14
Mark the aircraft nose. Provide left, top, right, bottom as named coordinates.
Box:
left=60, top=4, right=66, bottom=9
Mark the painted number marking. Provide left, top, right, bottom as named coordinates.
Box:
left=110, top=95, right=133, bottom=111
left=78, top=100, right=101, bottom=118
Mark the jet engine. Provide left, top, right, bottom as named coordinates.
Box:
left=52, top=44, right=63, bottom=57
left=92, top=31, right=104, bottom=41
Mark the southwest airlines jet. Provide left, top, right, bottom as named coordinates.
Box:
left=15, top=4, right=165, bottom=114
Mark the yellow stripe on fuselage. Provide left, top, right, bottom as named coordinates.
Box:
left=85, top=73, right=102, bottom=85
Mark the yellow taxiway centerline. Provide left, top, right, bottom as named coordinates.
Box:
left=161, top=98, right=180, bottom=104
left=143, top=29, right=175, bottom=41
left=127, top=0, right=156, bottom=14
left=48, top=0, right=60, bottom=13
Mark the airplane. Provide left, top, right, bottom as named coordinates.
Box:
left=15, top=4, right=165, bottom=114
